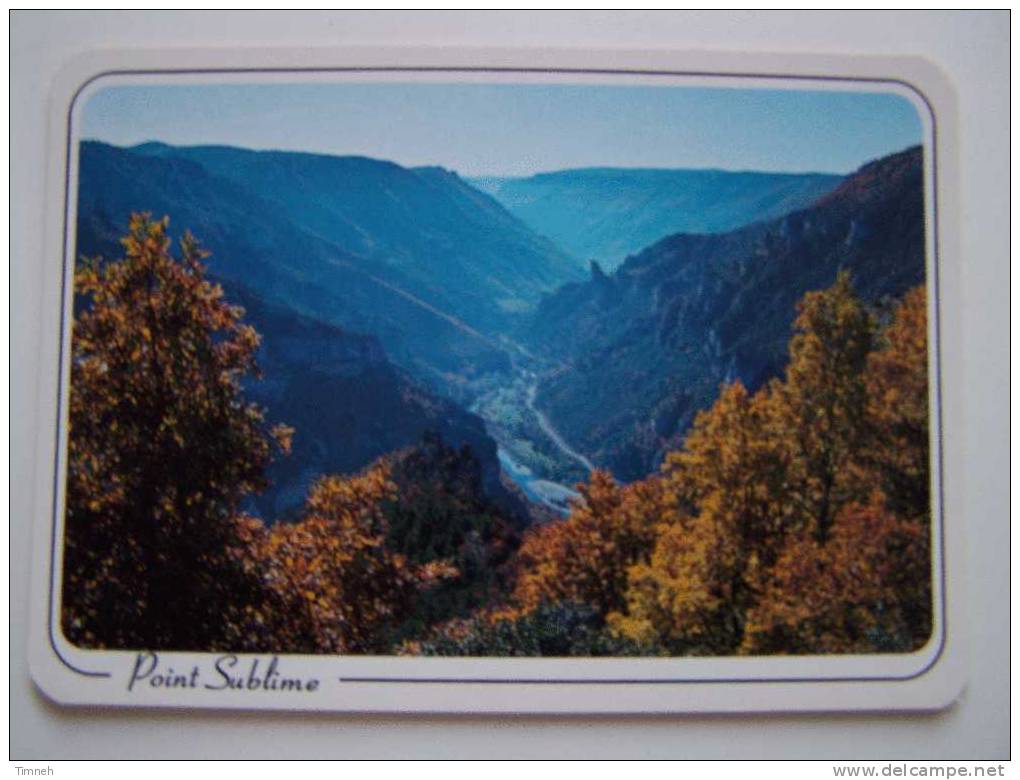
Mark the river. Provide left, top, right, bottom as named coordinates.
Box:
left=475, top=368, right=593, bottom=518
left=497, top=448, right=580, bottom=516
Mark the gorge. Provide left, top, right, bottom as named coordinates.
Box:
left=74, top=140, right=926, bottom=523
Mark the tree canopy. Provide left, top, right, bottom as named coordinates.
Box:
left=63, top=214, right=291, bottom=650
left=62, top=213, right=932, bottom=658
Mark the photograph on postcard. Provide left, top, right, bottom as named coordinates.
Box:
left=54, top=71, right=940, bottom=672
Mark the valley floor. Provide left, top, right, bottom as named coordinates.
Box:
left=468, top=357, right=594, bottom=518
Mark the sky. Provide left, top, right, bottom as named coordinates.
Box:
left=80, top=80, right=923, bottom=178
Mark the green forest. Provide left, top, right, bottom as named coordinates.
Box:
left=62, top=214, right=932, bottom=657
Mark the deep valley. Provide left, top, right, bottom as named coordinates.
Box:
left=74, top=140, right=926, bottom=525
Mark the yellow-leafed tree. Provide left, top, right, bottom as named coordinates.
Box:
left=611, top=381, right=789, bottom=653
left=743, top=286, right=932, bottom=652
left=611, top=276, right=931, bottom=655
left=63, top=214, right=291, bottom=650
left=863, top=286, right=930, bottom=520
left=774, top=270, right=876, bottom=542
left=511, top=470, right=662, bottom=619
left=259, top=464, right=434, bottom=653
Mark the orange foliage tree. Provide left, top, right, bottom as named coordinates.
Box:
left=258, top=463, right=455, bottom=654
left=64, top=213, right=455, bottom=654
left=863, top=286, right=930, bottom=519
left=609, top=277, right=931, bottom=655
left=774, top=270, right=876, bottom=542
left=510, top=470, right=662, bottom=619
left=63, top=214, right=292, bottom=650
left=610, top=381, right=791, bottom=653
left=741, top=496, right=930, bottom=654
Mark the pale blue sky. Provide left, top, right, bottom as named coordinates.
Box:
left=80, top=81, right=923, bottom=177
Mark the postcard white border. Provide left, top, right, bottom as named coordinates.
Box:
left=28, top=45, right=966, bottom=714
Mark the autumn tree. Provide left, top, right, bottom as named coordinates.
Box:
left=63, top=214, right=291, bottom=650
left=511, top=470, right=662, bottom=619
left=261, top=462, right=457, bottom=653
left=862, top=286, right=930, bottom=519
left=742, top=285, right=933, bottom=653
left=611, top=382, right=789, bottom=653
left=774, top=270, right=876, bottom=542
left=741, top=495, right=930, bottom=654
left=610, top=275, right=931, bottom=656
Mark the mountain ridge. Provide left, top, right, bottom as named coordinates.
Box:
left=126, top=141, right=585, bottom=327
left=76, top=141, right=558, bottom=390
left=471, top=165, right=843, bottom=270
left=522, top=145, right=926, bottom=481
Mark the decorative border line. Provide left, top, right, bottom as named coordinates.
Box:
left=49, top=64, right=947, bottom=686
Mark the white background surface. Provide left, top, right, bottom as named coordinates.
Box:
left=10, top=10, right=1010, bottom=758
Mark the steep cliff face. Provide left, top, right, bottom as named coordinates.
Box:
left=224, top=287, right=512, bottom=521
left=523, top=146, right=927, bottom=481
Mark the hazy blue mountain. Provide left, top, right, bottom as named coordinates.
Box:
left=473, top=167, right=841, bottom=270
left=523, top=146, right=926, bottom=480
left=74, top=139, right=924, bottom=510
left=75, top=142, right=536, bottom=520
left=466, top=176, right=512, bottom=197
left=128, top=142, right=584, bottom=329
left=76, top=141, right=517, bottom=386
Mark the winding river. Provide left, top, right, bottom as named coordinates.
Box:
left=488, top=372, right=594, bottom=517
left=497, top=448, right=580, bottom=516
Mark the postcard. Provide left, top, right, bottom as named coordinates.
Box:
left=27, top=46, right=965, bottom=713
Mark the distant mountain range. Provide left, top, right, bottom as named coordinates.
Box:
left=129, top=143, right=584, bottom=322
left=521, top=146, right=926, bottom=480
left=74, top=139, right=927, bottom=515
left=77, top=141, right=582, bottom=389
left=471, top=167, right=841, bottom=270
left=74, top=141, right=546, bottom=518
